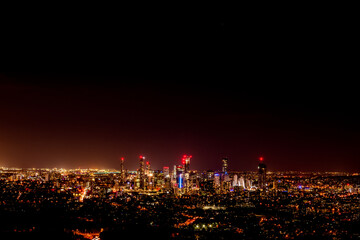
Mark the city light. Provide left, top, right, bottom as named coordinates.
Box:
left=1, top=157, right=359, bottom=239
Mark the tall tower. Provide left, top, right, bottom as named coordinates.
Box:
left=182, top=155, right=191, bottom=173
left=222, top=158, right=228, bottom=174
left=139, top=155, right=145, bottom=189
left=258, top=157, right=267, bottom=190
left=221, top=157, right=230, bottom=193
left=182, top=155, right=192, bottom=191
left=146, top=160, right=152, bottom=190
left=176, top=165, right=184, bottom=189
left=120, top=157, right=125, bottom=184
left=163, top=166, right=171, bottom=189
left=146, top=161, right=151, bottom=175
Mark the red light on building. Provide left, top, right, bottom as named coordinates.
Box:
left=146, top=161, right=149, bottom=165
left=121, top=157, right=124, bottom=161
left=139, top=155, right=143, bottom=159
left=259, top=157, right=264, bottom=161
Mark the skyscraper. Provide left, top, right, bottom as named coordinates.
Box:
left=239, top=176, right=245, bottom=189
left=120, top=157, right=125, bottom=184
left=182, top=155, right=192, bottom=191
left=163, top=167, right=171, bottom=189
left=146, top=161, right=151, bottom=175
left=176, top=165, right=184, bottom=189
left=258, top=157, right=267, bottom=190
left=183, top=155, right=191, bottom=173
left=221, top=157, right=230, bottom=193
left=214, top=173, right=220, bottom=191
left=233, top=174, right=238, bottom=187
left=222, top=158, right=228, bottom=174
left=139, top=155, right=145, bottom=189
left=163, top=166, right=170, bottom=178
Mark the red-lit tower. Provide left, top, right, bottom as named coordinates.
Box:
left=258, top=157, right=267, bottom=190
left=146, top=161, right=151, bottom=175
left=182, top=155, right=192, bottom=173
left=139, top=155, right=146, bottom=189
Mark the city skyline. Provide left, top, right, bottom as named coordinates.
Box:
left=0, top=152, right=359, bottom=174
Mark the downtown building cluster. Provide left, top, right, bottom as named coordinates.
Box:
left=116, top=155, right=263, bottom=195
left=0, top=155, right=267, bottom=205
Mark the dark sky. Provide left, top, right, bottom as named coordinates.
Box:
left=1, top=7, right=359, bottom=172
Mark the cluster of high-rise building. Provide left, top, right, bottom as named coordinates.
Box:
left=109, top=155, right=268, bottom=195
left=0, top=155, right=272, bottom=199
left=0, top=155, right=270, bottom=195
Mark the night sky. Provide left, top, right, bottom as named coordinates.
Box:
left=1, top=7, right=358, bottom=172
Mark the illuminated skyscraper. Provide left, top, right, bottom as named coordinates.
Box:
left=173, top=165, right=177, bottom=179
left=214, top=173, right=220, bottom=187
left=258, top=157, right=267, bottom=190
left=233, top=174, right=238, bottom=187
left=145, top=161, right=153, bottom=189
left=183, top=155, right=191, bottom=173
left=139, top=155, right=145, bottom=189
left=146, top=161, right=151, bottom=175
left=120, top=157, right=125, bottom=184
left=176, top=165, right=184, bottom=189
left=163, top=166, right=170, bottom=178
left=163, top=167, right=171, bottom=189
left=221, top=157, right=230, bottom=193
left=222, top=158, right=228, bottom=173
left=182, top=155, right=192, bottom=191
left=239, top=176, right=245, bottom=189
